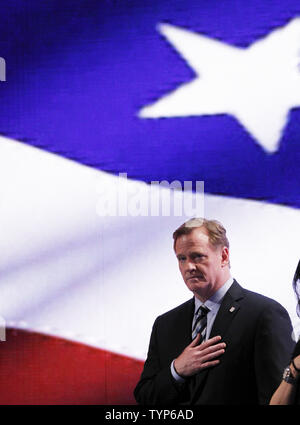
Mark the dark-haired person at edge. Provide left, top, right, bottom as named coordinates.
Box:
left=270, top=260, right=300, bottom=405
left=134, top=218, right=295, bottom=405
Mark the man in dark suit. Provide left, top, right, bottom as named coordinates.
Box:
left=134, top=218, right=295, bottom=405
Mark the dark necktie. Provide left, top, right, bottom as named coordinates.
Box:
left=192, top=305, right=210, bottom=343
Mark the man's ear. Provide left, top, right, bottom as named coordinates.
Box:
left=221, top=246, right=229, bottom=267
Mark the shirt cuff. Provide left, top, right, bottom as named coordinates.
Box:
left=170, top=360, right=186, bottom=383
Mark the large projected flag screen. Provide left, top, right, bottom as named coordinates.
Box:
left=0, top=0, right=300, bottom=404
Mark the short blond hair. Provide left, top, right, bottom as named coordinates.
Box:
left=173, top=217, right=229, bottom=251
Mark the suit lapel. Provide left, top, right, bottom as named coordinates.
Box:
left=169, top=298, right=195, bottom=357
left=190, top=280, right=244, bottom=403
left=209, top=280, right=244, bottom=339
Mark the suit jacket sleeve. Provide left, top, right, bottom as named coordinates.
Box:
left=134, top=316, right=186, bottom=405
left=254, top=300, right=295, bottom=404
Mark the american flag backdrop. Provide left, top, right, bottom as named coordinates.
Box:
left=0, top=0, right=300, bottom=404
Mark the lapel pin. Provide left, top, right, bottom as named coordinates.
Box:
left=229, top=306, right=235, bottom=313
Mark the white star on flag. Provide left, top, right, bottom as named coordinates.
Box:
left=139, top=18, right=300, bottom=153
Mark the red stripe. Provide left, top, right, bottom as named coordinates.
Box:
left=0, top=328, right=144, bottom=405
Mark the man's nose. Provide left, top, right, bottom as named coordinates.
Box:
left=185, top=260, right=197, bottom=273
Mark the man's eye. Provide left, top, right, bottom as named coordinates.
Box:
left=193, top=254, right=203, bottom=260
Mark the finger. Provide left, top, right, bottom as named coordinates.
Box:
left=201, top=348, right=225, bottom=363
left=189, top=333, right=201, bottom=347
left=199, top=335, right=222, bottom=349
left=199, top=342, right=226, bottom=356
left=200, top=359, right=221, bottom=370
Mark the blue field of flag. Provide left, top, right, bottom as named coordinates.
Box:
left=0, top=0, right=300, bottom=207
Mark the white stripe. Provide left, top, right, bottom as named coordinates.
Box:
left=0, top=136, right=299, bottom=360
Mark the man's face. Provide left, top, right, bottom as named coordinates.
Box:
left=174, top=227, right=229, bottom=301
